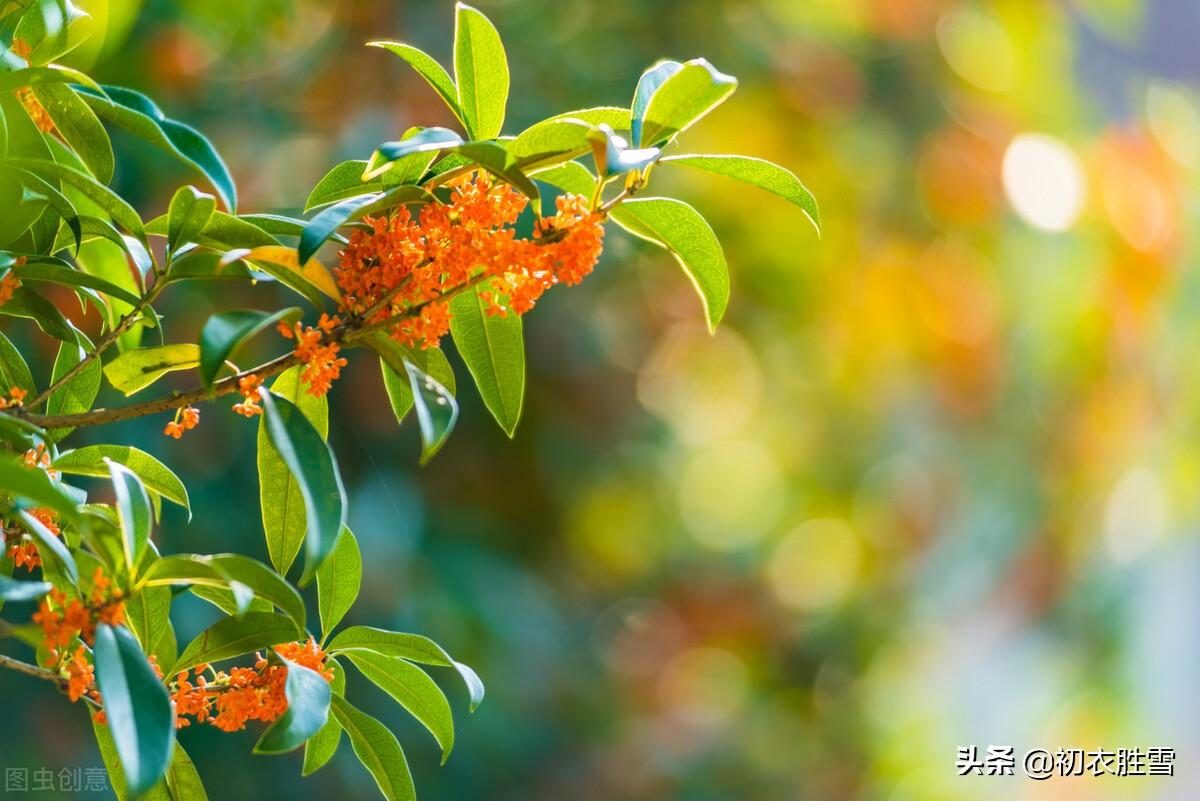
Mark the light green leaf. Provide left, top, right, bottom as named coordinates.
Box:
left=259, top=383, right=346, bottom=586
left=53, top=445, right=189, bottom=514
left=103, top=344, right=199, bottom=396
left=454, top=2, right=508, bottom=139
left=255, top=655, right=332, bottom=754
left=0, top=574, right=51, bottom=601
left=0, top=332, right=34, bottom=398
left=45, top=324, right=99, bottom=441
left=299, top=193, right=382, bottom=264
left=106, top=459, right=152, bottom=570
left=510, top=117, right=593, bottom=170
left=371, top=336, right=455, bottom=426
left=3, top=157, right=145, bottom=241
left=17, top=508, right=77, bottom=584
left=305, top=160, right=380, bottom=212
left=344, top=649, right=455, bottom=762
left=165, top=745, right=208, bottom=801
left=368, top=41, right=464, bottom=129
left=197, top=307, right=299, bottom=388
left=172, top=612, right=300, bottom=675
left=124, top=584, right=171, bottom=656
left=630, top=60, right=682, bottom=146
left=302, top=660, right=345, bottom=776
left=449, top=284, right=524, bottom=436
left=0, top=459, right=82, bottom=525
left=609, top=197, right=729, bottom=331
left=316, top=526, right=360, bottom=641
left=257, top=367, right=327, bottom=576
left=405, top=360, right=458, bottom=465
left=369, top=127, right=464, bottom=180
left=12, top=258, right=141, bottom=306
left=31, top=82, right=113, bottom=182
left=207, top=554, right=306, bottom=633
left=636, top=58, right=737, bottom=147
left=93, top=623, right=175, bottom=799
left=167, top=185, right=216, bottom=254
left=659, top=154, right=820, bottom=233
left=331, top=695, right=416, bottom=801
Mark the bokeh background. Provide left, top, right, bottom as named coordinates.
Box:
left=5, top=0, right=1200, bottom=799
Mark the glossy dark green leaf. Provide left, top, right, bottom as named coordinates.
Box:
left=172, top=612, right=300, bottom=675
left=327, top=626, right=484, bottom=712
left=107, top=458, right=151, bottom=569
left=331, top=695, right=416, bottom=801
left=299, top=193, right=381, bottom=265
left=636, top=58, right=738, bottom=147
left=367, top=41, right=464, bottom=129
left=316, top=526, right=360, bottom=640
left=0, top=574, right=51, bottom=601
left=93, top=623, right=175, bottom=799
left=54, top=445, right=189, bottom=514
left=659, top=154, right=820, bottom=233
left=78, top=85, right=237, bottom=211
left=259, top=385, right=346, bottom=585
left=609, top=197, right=729, bottom=331
left=166, top=185, right=216, bottom=254
left=302, top=660, right=345, bottom=776
left=344, top=649, right=455, bottom=762
left=255, top=655, right=332, bottom=754
left=3, top=157, right=144, bottom=241
left=31, top=82, right=113, bottom=182
left=102, top=344, right=199, bottom=395
left=449, top=284, right=524, bottom=436
left=197, top=308, right=299, bottom=388
left=207, top=554, right=306, bottom=633
left=2, top=285, right=75, bottom=340
left=257, top=367, right=327, bottom=576
left=454, top=2, right=508, bottom=140
left=12, top=258, right=140, bottom=305
left=405, top=360, right=459, bottom=465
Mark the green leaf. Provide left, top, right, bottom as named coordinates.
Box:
left=107, top=459, right=152, bottom=570
left=91, top=700, right=172, bottom=801
left=103, top=344, right=199, bottom=396
left=635, top=58, right=737, bottom=147
left=255, top=655, right=332, bottom=754
left=659, top=154, right=820, bottom=233
left=3, top=157, right=145, bottom=241
left=259, top=383, right=346, bottom=586
left=316, top=526, right=360, bottom=641
left=368, top=41, right=464, bottom=129
left=509, top=117, right=593, bottom=170
left=344, top=649, right=455, bottom=762
left=0, top=574, right=51, bottom=601
left=304, top=160, right=379, bottom=212
left=370, top=336, right=455, bottom=425
left=257, top=367, right=327, bottom=576
left=587, top=124, right=661, bottom=177
left=299, top=193, right=382, bottom=265
left=6, top=165, right=83, bottom=251
left=302, top=660, right=345, bottom=776
left=327, top=626, right=484, bottom=712
left=519, top=106, right=632, bottom=137
left=197, top=307, right=299, bottom=388
left=53, top=445, right=189, bottom=514
left=455, top=141, right=539, bottom=201
left=369, top=127, right=464, bottom=180
left=449, top=284, right=524, bottom=436
left=12, top=258, right=141, bottom=305
left=0, top=331, right=35, bottom=396
left=93, top=623, right=175, bottom=799
left=167, top=185, right=216, bottom=254
left=78, top=85, right=237, bottom=212
left=17, top=508, right=77, bottom=584
left=165, top=744, right=208, bottom=801
left=3, top=285, right=75, bottom=341
left=453, top=2, right=508, bottom=140
left=172, top=612, right=300, bottom=675
left=45, top=324, right=100, bottom=441
left=30, top=83, right=113, bottom=182
left=331, top=695, right=416, bottom=801
left=630, top=60, right=682, bottom=146
left=609, top=197, right=729, bottom=331
left=405, top=360, right=459, bottom=465
left=124, top=584, right=171, bottom=656
left=0, top=459, right=82, bottom=525
left=206, top=554, right=306, bottom=633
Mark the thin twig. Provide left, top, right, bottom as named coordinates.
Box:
left=0, top=653, right=67, bottom=689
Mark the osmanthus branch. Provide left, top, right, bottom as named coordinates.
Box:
left=0, top=653, right=69, bottom=690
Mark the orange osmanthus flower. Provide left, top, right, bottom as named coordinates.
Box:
left=0, top=270, right=20, bottom=307
left=164, top=405, right=200, bottom=438
left=232, top=374, right=264, bottom=417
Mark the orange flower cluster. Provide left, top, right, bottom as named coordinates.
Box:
left=0, top=385, right=27, bottom=409
left=0, top=271, right=20, bottom=307
left=5, top=507, right=59, bottom=570
left=232, top=374, right=264, bottom=416
left=65, top=645, right=96, bottom=703
left=278, top=313, right=345, bottom=397
left=164, top=405, right=199, bottom=439
left=167, top=639, right=334, bottom=731
left=32, top=568, right=125, bottom=661
left=336, top=172, right=605, bottom=351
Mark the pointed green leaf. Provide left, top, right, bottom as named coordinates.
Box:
left=630, top=60, right=682, bottom=146
left=102, top=344, right=199, bottom=396
left=198, top=307, right=300, bottom=388
left=302, top=660, right=345, bottom=776
left=449, top=284, right=524, bottom=436
left=106, top=459, right=152, bottom=569
left=31, top=82, right=113, bottom=182
left=659, top=154, right=819, bottom=233
left=12, top=258, right=140, bottom=305
left=454, top=3, right=508, bottom=139
left=3, top=157, right=144, bottom=241
left=46, top=324, right=100, bottom=441
left=316, top=526, right=360, bottom=640
left=636, top=58, right=737, bottom=147
left=255, top=655, right=332, bottom=754
left=167, top=186, right=216, bottom=254
left=305, top=160, right=380, bottom=212
left=405, top=360, right=458, bottom=465
left=299, top=193, right=382, bottom=265
left=53, top=445, right=189, bottom=514
left=0, top=331, right=35, bottom=397
left=165, top=744, right=208, bottom=801
left=93, top=623, right=175, bottom=799
left=172, top=612, right=300, bottom=675
left=17, top=508, right=77, bottom=584
left=331, top=695, right=416, bottom=801
left=259, top=384, right=346, bottom=585
left=368, top=41, right=464, bottom=129
left=609, top=197, right=729, bottom=330
left=0, top=574, right=51, bottom=601
left=344, top=649, right=455, bottom=762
